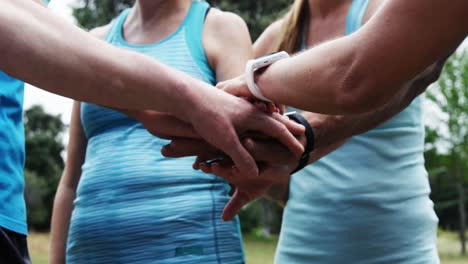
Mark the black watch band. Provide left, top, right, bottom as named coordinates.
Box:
left=286, top=112, right=315, bottom=174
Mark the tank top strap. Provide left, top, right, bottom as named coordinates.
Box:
left=183, top=1, right=215, bottom=84
left=105, top=9, right=131, bottom=43
left=346, top=0, right=370, bottom=35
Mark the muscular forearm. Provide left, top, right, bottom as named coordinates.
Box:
left=256, top=0, right=467, bottom=114
left=0, top=0, right=199, bottom=120
left=305, top=56, right=450, bottom=163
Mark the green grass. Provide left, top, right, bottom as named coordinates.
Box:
left=29, top=230, right=468, bottom=264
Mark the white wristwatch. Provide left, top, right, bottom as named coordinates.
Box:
left=245, top=51, right=290, bottom=102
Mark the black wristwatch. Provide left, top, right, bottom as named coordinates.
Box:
left=285, top=112, right=315, bottom=174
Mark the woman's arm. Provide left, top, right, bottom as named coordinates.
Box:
left=221, top=0, right=468, bottom=114
left=49, top=102, right=87, bottom=264
left=203, top=9, right=254, bottom=81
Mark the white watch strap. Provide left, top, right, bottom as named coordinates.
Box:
left=245, top=60, right=272, bottom=102
left=245, top=51, right=289, bottom=102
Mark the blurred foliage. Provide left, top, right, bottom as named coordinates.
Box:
left=73, top=0, right=135, bottom=30
left=73, top=0, right=290, bottom=40
left=24, top=105, right=65, bottom=230
left=426, top=50, right=468, bottom=254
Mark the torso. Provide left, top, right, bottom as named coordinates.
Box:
left=66, top=2, right=244, bottom=263
left=275, top=0, right=439, bottom=263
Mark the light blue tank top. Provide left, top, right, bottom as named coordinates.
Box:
left=67, top=2, right=244, bottom=263
left=276, top=1, right=439, bottom=263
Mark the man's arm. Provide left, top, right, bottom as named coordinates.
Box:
left=309, top=58, right=448, bottom=158
left=0, top=0, right=195, bottom=117
left=0, top=0, right=305, bottom=177
left=220, top=0, right=468, bottom=115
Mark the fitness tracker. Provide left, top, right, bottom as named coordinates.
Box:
left=285, top=112, right=315, bottom=174
left=245, top=51, right=290, bottom=102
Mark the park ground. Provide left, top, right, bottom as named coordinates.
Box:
left=29, top=230, right=468, bottom=264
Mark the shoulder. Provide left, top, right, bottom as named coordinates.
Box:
left=89, top=24, right=112, bottom=40
left=254, top=19, right=283, bottom=56
left=204, top=8, right=250, bottom=38
left=203, top=8, right=252, bottom=54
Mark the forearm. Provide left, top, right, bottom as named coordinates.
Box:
left=305, top=57, right=450, bottom=163
left=0, top=0, right=198, bottom=120
left=50, top=183, right=76, bottom=264
left=256, top=0, right=467, bottom=114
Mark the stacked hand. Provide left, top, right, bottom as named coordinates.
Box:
left=123, top=79, right=306, bottom=220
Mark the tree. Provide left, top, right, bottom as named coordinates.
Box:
left=208, top=0, right=290, bottom=40
left=73, top=0, right=135, bottom=30
left=427, top=50, right=468, bottom=255
left=73, top=0, right=291, bottom=40
left=24, top=105, right=65, bottom=230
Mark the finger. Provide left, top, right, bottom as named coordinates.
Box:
left=124, top=110, right=200, bottom=139
left=162, top=139, right=218, bottom=158
left=251, top=114, right=304, bottom=156
left=211, top=163, right=243, bottom=184
left=253, top=101, right=268, bottom=112
left=199, top=163, right=213, bottom=174
left=276, top=104, right=286, bottom=115
left=242, top=138, right=297, bottom=164
left=273, top=112, right=305, bottom=136
left=217, top=132, right=259, bottom=177
left=217, top=76, right=254, bottom=98
left=222, top=189, right=251, bottom=221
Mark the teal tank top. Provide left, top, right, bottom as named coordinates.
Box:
left=277, top=1, right=439, bottom=263
left=67, top=2, right=244, bottom=263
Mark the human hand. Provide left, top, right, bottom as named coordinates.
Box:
left=122, top=109, right=199, bottom=140
left=196, top=137, right=304, bottom=221
left=217, top=75, right=285, bottom=114
left=162, top=111, right=305, bottom=169
left=176, top=84, right=304, bottom=177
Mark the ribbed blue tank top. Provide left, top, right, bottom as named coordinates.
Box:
left=277, top=0, right=439, bottom=263
left=67, top=2, right=244, bottom=263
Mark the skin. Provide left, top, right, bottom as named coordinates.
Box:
left=163, top=0, right=459, bottom=220
left=0, top=0, right=304, bottom=178
left=48, top=1, right=276, bottom=262
left=218, top=0, right=468, bottom=114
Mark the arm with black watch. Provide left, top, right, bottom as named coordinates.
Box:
left=285, top=112, right=315, bottom=174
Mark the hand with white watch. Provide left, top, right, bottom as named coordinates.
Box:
left=244, top=51, right=290, bottom=102
left=216, top=51, right=290, bottom=103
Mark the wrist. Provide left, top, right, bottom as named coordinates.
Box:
left=255, top=58, right=289, bottom=104
left=171, top=78, right=202, bottom=123
left=246, top=52, right=289, bottom=102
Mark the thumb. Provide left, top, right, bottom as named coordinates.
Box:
left=222, top=189, right=251, bottom=221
